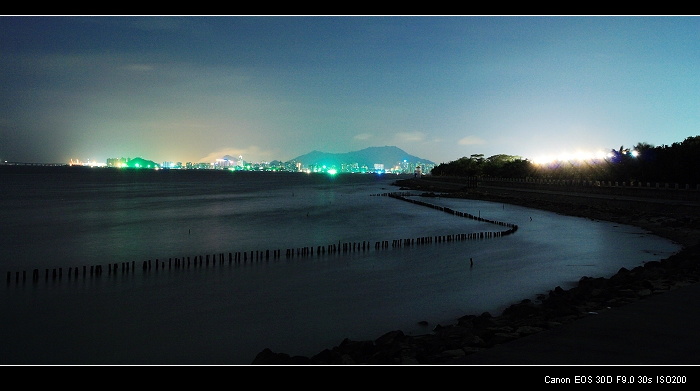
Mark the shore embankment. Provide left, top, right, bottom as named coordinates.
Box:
left=252, top=177, right=700, bottom=364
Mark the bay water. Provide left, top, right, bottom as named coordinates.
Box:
left=0, top=167, right=681, bottom=364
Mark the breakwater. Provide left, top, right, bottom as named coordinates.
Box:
left=379, top=191, right=518, bottom=239
left=5, top=192, right=517, bottom=286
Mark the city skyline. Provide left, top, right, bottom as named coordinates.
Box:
left=64, top=144, right=437, bottom=174
left=2, top=16, right=700, bottom=165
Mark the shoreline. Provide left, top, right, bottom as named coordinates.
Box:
left=252, top=178, right=700, bottom=364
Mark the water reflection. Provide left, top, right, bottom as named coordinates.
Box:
left=0, top=173, right=680, bottom=364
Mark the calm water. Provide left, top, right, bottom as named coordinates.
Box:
left=0, top=167, right=681, bottom=364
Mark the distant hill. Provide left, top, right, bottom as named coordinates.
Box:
left=126, top=157, right=159, bottom=169
left=291, top=146, right=434, bottom=168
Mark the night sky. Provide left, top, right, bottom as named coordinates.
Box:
left=1, top=16, right=699, bottom=165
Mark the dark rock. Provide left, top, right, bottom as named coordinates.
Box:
left=502, top=300, right=543, bottom=319
left=515, top=325, right=545, bottom=336
left=578, top=276, right=608, bottom=289
left=310, top=349, right=343, bottom=365
left=541, top=298, right=581, bottom=318
left=491, top=332, right=521, bottom=344
left=472, top=312, right=495, bottom=328
left=251, top=348, right=291, bottom=365
left=339, top=354, right=356, bottom=364
left=375, top=330, right=405, bottom=346
left=337, top=338, right=376, bottom=360
left=288, top=356, right=311, bottom=364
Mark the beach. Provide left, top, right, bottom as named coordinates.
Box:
left=252, top=177, right=700, bottom=364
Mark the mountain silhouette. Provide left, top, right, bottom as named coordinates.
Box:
left=292, top=146, right=433, bottom=168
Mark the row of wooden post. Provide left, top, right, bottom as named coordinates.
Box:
left=379, top=191, right=518, bottom=238
left=6, top=192, right=518, bottom=285
left=6, top=263, right=112, bottom=283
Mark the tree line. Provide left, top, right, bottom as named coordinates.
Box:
left=431, top=135, right=700, bottom=186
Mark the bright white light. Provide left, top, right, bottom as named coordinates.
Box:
left=532, top=150, right=609, bottom=165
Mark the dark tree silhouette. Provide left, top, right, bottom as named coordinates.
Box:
left=432, top=135, right=700, bottom=187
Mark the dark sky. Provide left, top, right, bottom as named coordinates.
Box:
left=2, top=16, right=699, bottom=164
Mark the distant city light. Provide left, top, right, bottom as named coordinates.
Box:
left=68, top=159, right=106, bottom=167
left=73, top=153, right=435, bottom=174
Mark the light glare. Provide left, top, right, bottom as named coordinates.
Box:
left=533, top=150, right=609, bottom=165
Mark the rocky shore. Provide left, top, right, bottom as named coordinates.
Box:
left=251, top=178, right=700, bottom=365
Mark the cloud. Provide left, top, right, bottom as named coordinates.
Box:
left=354, top=133, right=372, bottom=140
left=395, top=131, right=425, bottom=142
left=458, top=136, right=486, bottom=146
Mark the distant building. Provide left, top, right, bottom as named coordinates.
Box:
left=107, top=157, right=130, bottom=167
left=69, top=159, right=106, bottom=167
left=191, top=162, right=212, bottom=170
left=215, top=159, right=231, bottom=169
left=161, top=162, right=182, bottom=169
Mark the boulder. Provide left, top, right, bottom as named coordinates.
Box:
left=251, top=348, right=291, bottom=365
left=374, top=330, right=405, bottom=346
